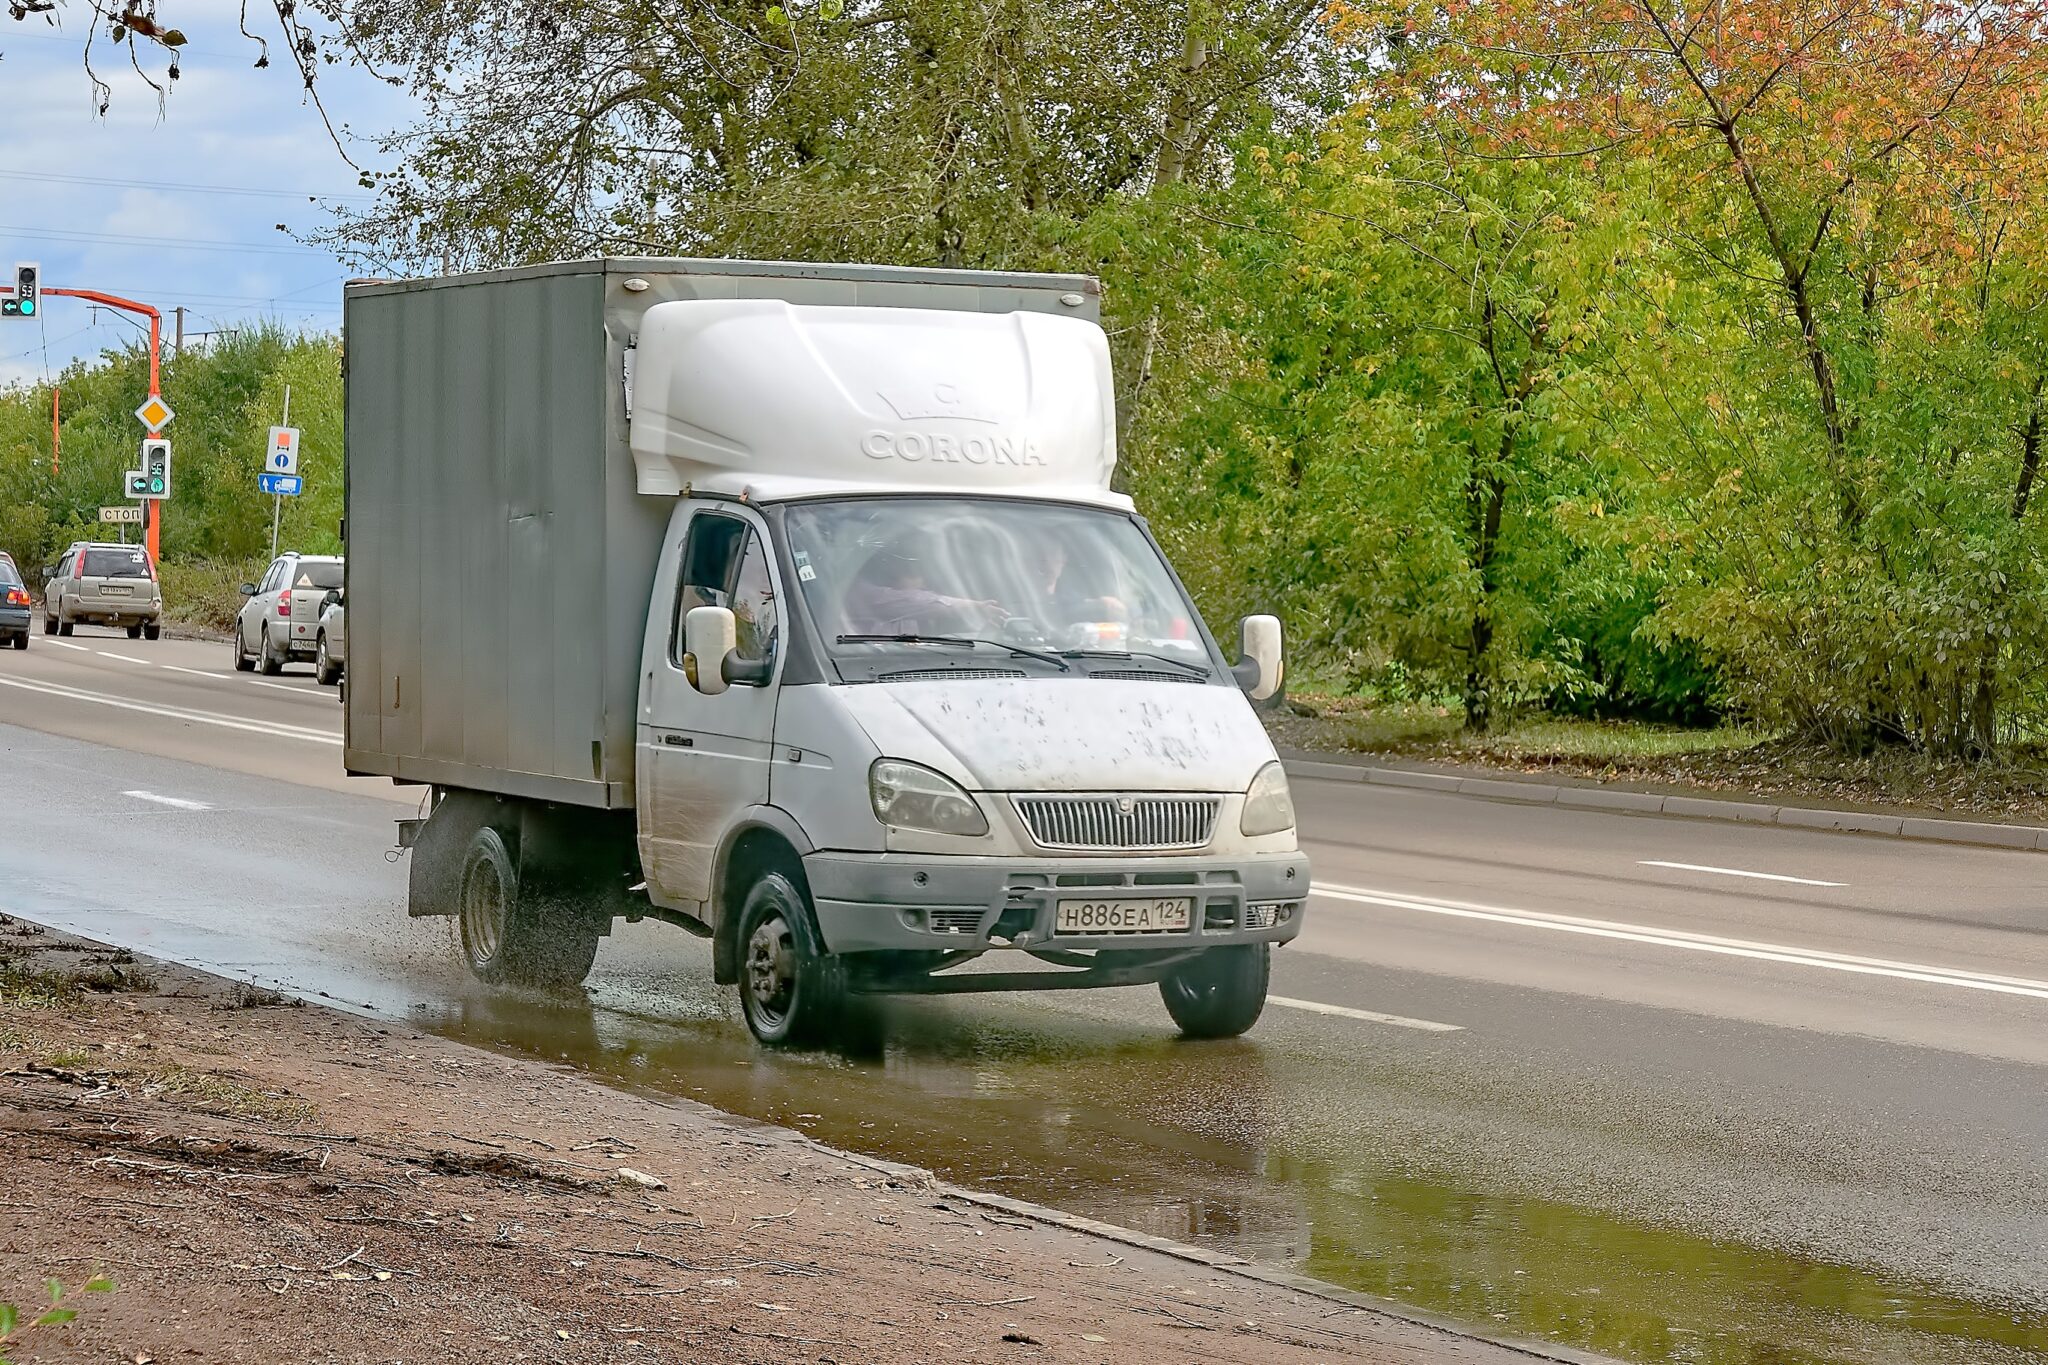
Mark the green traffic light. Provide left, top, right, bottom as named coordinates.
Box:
left=150, top=478, right=164, bottom=493
left=17, top=300, right=30, bottom=316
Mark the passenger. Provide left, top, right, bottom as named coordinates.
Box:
left=843, top=545, right=1003, bottom=635
left=1030, top=540, right=1125, bottom=623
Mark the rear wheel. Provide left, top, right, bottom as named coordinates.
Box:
left=457, top=826, right=602, bottom=990
left=142, top=623, right=161, bottom=641
left=10, top=633, right=25, bottom=651
left=257, top=626, right=284, bottom=675
left=126, top=623, right=143, bottom=639
left=736, top=873, right=844, bottom=1047
left=314, top=633, right=341, bottom=686
left=1160, top=944, right=1271, bottom=1040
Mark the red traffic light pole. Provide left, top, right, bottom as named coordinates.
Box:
left=1, top=284, right=165, bottom=563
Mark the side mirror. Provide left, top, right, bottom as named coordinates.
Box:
left=1232, top=614, right=1284, bottom=702
left=238, top=583, right=258, bottom=597
left=683, top=605, right=737, bottom=696
left=40, top=567, right=54, bottom=583
left=322, top=589, right=342, bottom=611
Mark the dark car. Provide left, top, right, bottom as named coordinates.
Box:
left=0, top=555, right=31, bottom=650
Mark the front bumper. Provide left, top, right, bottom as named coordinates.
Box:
left=804, top=850, right=1311, bottom=954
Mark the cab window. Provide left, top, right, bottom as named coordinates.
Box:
left=669, top=515, right=777, bottom=675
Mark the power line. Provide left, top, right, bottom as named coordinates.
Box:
left=0, top=168, right=377, bottom=203
left=0, top=225, right=332, bottom=258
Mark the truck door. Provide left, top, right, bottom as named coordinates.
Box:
left=637, top=505, right=783, bottom=908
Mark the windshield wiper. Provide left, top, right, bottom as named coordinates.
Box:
left=837, top=634, right=1070, bottom=672
left=1057, top=648, right=1210, bottom=678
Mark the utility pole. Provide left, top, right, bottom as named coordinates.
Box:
left=50, top=387, right=59, bottom=475
left=174, top=306, right=186, bottom=356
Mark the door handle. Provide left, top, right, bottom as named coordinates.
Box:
left=662, top=733, right=694, bottom=747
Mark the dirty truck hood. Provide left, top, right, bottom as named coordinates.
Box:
left=834, top=678, right=1273, bottom=793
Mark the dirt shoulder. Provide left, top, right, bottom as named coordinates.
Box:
left=0, top=919, right=1541, bottom=1365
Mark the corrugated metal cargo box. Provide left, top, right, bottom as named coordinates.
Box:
left=342, top=258, right=1102, bottom=809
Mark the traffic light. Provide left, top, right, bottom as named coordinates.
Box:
left=135, top=438, right=171, bottom=499
left=1, top=263, right=38, bottom=318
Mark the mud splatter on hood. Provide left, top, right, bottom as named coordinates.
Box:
left=834, top=678, right=1274, bottom=792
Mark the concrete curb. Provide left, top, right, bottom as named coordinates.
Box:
left=1282, top=757, right=2048, bottom=853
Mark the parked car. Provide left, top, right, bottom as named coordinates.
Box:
left=42, top=542, right=162, bottom=638
left=0, top=555, right=31, bottom=650
left=315, top=590, right=345, bottom=686
left=234, top=552, right=344, bottom=675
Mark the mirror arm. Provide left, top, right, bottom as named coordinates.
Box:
left=1231, top=657, right=1265, bottom=692
left=723, top=652, right=773, bottom=688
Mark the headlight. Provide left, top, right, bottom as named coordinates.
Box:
left=869, top=759, right=989, bottom=837
left=1240, top=761, right=1295, bottom=836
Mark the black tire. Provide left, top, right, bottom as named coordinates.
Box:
left=314, top=633, right=341, bottom=686
left=1160, top=944, right=1271, bottom=1039
left=257, top=625, right=284, bottom=675
left=126, top=623, right=143, bottom=639
left=233, top=622, right=255, bottom=671
left=10, top=633, right=25, bottom=651
left=735, top=872, right=844, bottom=1047
left=56, top=610, right=73, bottom=637
left=41, top=612, right=55, bottom=636
left=457, top=826, right=602, bottom=990
left=143, top=623, right=161, bottom=641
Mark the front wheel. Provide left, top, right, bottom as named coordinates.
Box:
left=1160, top=944, right=1271, bottom=1039
left=314, top=633, right=341, bottom=686
left=735, top=872, right=844, bottom=1047
left=56, top=609, right=73, bottom=637
left=232, top=623, right=254, bottom=672
left=456, top=827, right=602, bottom=990
left=41, top=611, right=55, bottom=636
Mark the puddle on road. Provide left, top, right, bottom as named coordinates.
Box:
left=421, top=981, right=2048, bottom=1365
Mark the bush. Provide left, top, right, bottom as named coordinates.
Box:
left=158, top=557, right=265, bottom=635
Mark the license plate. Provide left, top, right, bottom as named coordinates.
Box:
left=1056, top=897, right=1193, bottom=934
left=100, top=585, right=132, bottom=596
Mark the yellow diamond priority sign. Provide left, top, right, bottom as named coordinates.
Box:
left=134, top=395, right=174, bottom=432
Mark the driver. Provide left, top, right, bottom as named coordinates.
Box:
left=1029, top=539, right=1125, bottom=622
left=842, top=542, right=1003, bottom=636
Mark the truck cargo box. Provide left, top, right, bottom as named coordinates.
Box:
left=342, top=258, right=1102, bottom=809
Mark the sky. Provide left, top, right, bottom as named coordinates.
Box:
left=0, top=0, right=418, bottom=389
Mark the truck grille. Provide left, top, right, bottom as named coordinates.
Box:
left=880, top=668, right=1027, bottom=682
left=1013, top=795, right=1219, bottom=851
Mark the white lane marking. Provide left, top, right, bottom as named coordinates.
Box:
left=1313, top=882, right=2048, bottom=1003
left=163, top=665, right=233, bottom=680
left=122, top=790, right=213, bottom=812
left=0, top=674, right=342, bottom=746
left=49, top=640, right=89, bottom=652
left=1641, top=860, right=1845, bottom=888
left=95, top=651, right=152, bottom=666
left=1267, top=996, right=1463, bottom=1032
left=247, top=678, right=320, bottom=695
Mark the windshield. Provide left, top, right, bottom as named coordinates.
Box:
left=783, top=498, right=1216, bottom=679
left=83, top=548, right=150, bottom=579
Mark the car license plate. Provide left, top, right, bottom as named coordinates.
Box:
left=101, top=585, right=131, bottom=596
left=1057, top=897, right=1193, bottom=934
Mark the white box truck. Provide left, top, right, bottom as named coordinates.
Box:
left=344, top=259, right=1308, bottom=1045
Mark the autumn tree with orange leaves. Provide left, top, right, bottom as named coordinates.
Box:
left=1343, top=0, right=2048, bottom=753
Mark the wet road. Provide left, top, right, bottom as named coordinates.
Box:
left=2, top=629, right=2045, bottom=1365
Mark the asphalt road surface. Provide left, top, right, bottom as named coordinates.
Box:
left=2, top=627, right=2044, bottom=1365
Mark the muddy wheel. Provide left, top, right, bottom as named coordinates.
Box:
left=1160, top=944, right=1270, bottom=1039
left=736, top=872, right=843, bottom=1047
left=457, top=826, right=601, bottom=990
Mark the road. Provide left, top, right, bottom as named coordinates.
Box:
left=2, top=627, right=2044, bottom=1365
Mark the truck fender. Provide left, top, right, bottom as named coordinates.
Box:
left=405, top=789, right=507, bottom=918
left=709, top=807, right=817, bottom=985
